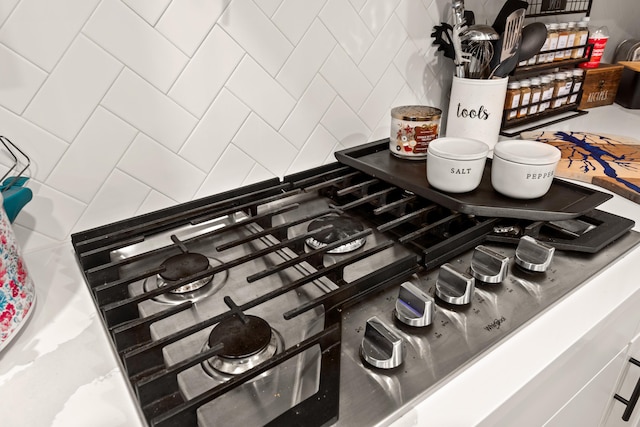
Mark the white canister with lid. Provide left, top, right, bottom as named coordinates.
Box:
left=0, top=192, right=36, bottom=352
left=426, top=137, right=489, bottom=193
left=491, top=140, right=561, bottom=199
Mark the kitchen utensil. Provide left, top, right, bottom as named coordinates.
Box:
left=614, top=39, right=640, bottom=62
left=0, top=190, right=36, bottom=352
left=521, top=130, right=640, bottom=204
left=518, top=22, right=548, bottom=63
left=0, top=136, right=32, bottom=223
left=461, top=24, right=499, bottom=78
left=460, top=24, right=499, bottom=42
left=492, top=0, right=529, bottom=35
left=489, top=8, right=525, bottom=78
left=431, top=23, right=456, bottom=60
left=491, top=139, right=561, bottom=199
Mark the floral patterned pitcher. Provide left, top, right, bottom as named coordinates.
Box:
left=0, top=192, right=35, bottom=351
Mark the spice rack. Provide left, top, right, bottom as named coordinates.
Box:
left=499, top=0, right=594, bottom=137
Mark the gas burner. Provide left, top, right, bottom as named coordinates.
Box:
left=305, top=214, right=366, bottom=254
left=144, top=255, right=227, bottom=304
left=202, top=314, right=283, bottom=379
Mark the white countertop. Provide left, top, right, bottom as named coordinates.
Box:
left=2, top=104, right=640, bottom=427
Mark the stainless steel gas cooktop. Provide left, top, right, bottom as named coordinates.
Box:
left=71, top=160, right=640, bottom=427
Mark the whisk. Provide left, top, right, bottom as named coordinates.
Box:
left=460, top=24, right=498, bottom=79
left=463, top=39, right=494, bottom=79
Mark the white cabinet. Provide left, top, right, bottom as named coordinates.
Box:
left=478, top=285, right=640, bottom=427
left=602, top=333, right=640, bottom=426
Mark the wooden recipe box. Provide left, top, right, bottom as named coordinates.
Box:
left=578, top=63, right=624, bottom=109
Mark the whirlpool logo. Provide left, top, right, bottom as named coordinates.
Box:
left=456, top=103, right=490, bottom=120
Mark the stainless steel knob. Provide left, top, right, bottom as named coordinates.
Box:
left=470, top=245, right=509, bottom=284
left=435, top=263, right=475, bottom=305
left=394, top=282, right=435, bottom=327
left=360, top=316, right=404, bottom=369
left=515, top=235, right=555, bottom=272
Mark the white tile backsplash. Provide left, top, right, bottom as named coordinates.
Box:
left=45, top=107, right=137, bottom=203
left=23, top=35, right=123, bottom=142
left=102, top=69, right=197, bottom=152
left=0, top=43, right=46, bottom=114
left=1, top=0, right=623, bottom=249
left=0, top=0, right=99, bottom=72
left=219, top=0, right=293, bottom=77
left=169, top=25, right=244, bottom=118
left=83, top=0, right=188, bottom=92
left=118, top=133, right=205, bottom=203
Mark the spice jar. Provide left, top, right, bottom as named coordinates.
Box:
left=552, top=72, right=567, bottom=108
left=539, top=76, right=554, bottom=112
left=545, top=23, right=559, bottom=63
left=537, top=24, right=552, bottom=64
left=564, top=22, right=577, bottom=59
left=568, top=69, right=585, bottom=104
left=390, top=106, right=442, bottom=159
left=572, top=20, right=590, bottom=59
left=517, top=79, right=532, bottom=118
left=528, top=77, right=543, bottom=116
left=504, top=81, right=522, bottom=121
left=555, top=23, right=570, bottom=61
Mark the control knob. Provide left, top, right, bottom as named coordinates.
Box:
left=360, top=316, right=404, bottom=369
left=394, top=282, right=435, bottom=327
left=435, top=263, right=475, bottom=305
left=515, top=235, right=555, bottom=272
left=470, top=245, right=509, bottom=284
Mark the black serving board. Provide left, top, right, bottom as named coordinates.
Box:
left=335, top=139, right=612, bottom=221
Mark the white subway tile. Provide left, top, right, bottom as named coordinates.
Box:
left=0, top=107, right=68, bottom=181
left=276, top=19, right=335, bottom=99
left=244, top=163, right=275, bottom=186
left=321, top=97, right=370, bottom=147
left=348, top=0, right=367, bottom=11
left=117, top=134, right=206, bottom=202
left=102, top=69, right=197, bottom=152
left=359, top=14, right=407, bottom=84
left=255, top=0, right=284, bottom=17
left=233, top=114, right=297, bottom=177
left=0, top=0, right=99, bottom=72
left=72, top=169, right=151, bottom=233
left=83, top=0, right=188, bottom=92
left=226, top=57, right=295, bottom=130
left=395, top=0, right=434, bottom=41
left=14, top=181, right=86, bottom=241
left=169, top=25, right=244, bottom=118
left=0, top=44, right=46, bottom=114
left=358, top=66, right=404, bottom=129
left=156, top=0, right=230, bottom=57
left=320, top=47, right=372, bottom=111
left=136, top=190, right=176, bottom=216
left=360, top=0, right=401, bottom=35
left=23, top=35, right=122, bottom=142
left=219, top=0, right=293, bottom=77
left=319, top=0, right=373, bottom=64
left=0, top=0, right=19, bottom=27
left=272, top=0, right=327, bottom=45
left=121, top=0, right=171, bottom=26
left=287, top=125, right=338, bottom=175
left=393, top=39, right=430, bottom=100
left=280, top=76, right=336, bottom=148
left=180, top=89, right=250, bottom=172
left=45, top=107, right=137, bottom=203
left=195, top=144, right=255, bottom=198
left=13, top=223, right=61, bottom=254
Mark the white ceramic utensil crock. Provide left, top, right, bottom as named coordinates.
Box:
left=0, top=192, right=35, bottom=352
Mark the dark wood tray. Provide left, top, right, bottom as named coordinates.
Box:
left=334, top=139, right=612, bottom=221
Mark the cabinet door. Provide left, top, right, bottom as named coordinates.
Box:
left=603, top=334, right=640, bottom=427
left=544, top=347, right=629, bottom=427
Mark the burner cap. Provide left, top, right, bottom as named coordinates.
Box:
left=209, top=315, right=272, bottom=359
left=160, top=252, right=210, bottom=281
left=306, top=215, right=366, bottom=253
